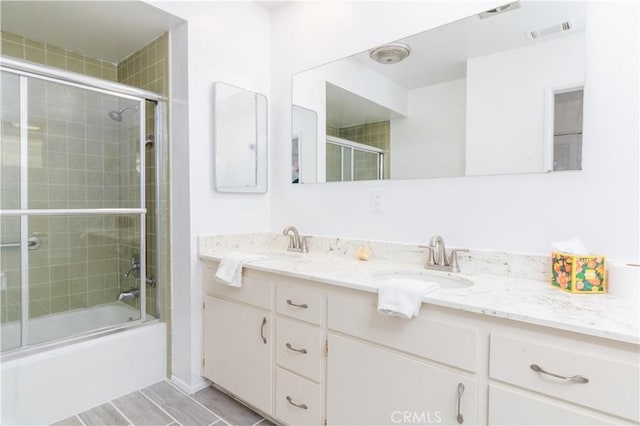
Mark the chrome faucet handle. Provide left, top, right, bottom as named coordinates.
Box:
left=419, top=245, right=436, bottom=267
left=429, top=235, right=447, bottom=266
left=448, top=249, right=469, bottom=273
left=300, top=235, right=310, bottom=253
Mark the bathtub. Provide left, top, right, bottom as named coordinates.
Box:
left=1, top=303, right=166, bottom=425
left=1, top=302, right=150, bottom=352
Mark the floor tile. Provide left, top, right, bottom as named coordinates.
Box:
left=193, top=386, right=263, bottom=426
left=253, top=419, right=276, bottom=426
left=112, top=391, right=173, bottom=426
left=142, top=381, right=219, bottom=426
left=51, top=415, right=84, bottom=426
left=78, top=403, right=129, bottom=426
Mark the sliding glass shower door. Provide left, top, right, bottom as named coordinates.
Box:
left=0, top=66, right=151, bottom=353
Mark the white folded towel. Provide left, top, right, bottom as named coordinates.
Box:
left=377, top=279, right=440, bottom=319
left=214, top=252, right=266, bottom=287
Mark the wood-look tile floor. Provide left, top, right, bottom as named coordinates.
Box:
left=52, top=381, right=275, bottom=426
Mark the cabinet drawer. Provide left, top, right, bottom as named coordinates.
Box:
left=489, top=384, right=622, bottom=425
left=327, top=288, right=477, bottom=372
left=276, top=367, right=322, bottom=426
left=276, top=317, right=323, bottom=382
left=276, top=283, right=324, bottom=325
left=203, top=262, right=272, bottom=310
left=490, top=334, right=640, bottom=422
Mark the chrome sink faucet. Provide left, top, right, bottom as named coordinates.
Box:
left=282, top=225, right=309, bottom=253
left=420, top=235, right=469, bottom=273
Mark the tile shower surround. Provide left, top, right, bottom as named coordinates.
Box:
left=327, top=121, right=391, bottom=180
left=0, top=32, right=169, bottom=333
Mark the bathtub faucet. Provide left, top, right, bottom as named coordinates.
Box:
left=118, top=288, right=140, bottom=301
left=123, top=253, right=156, bottom=287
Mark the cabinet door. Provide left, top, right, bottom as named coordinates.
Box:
left=203, top=295, right=272, bottom=415
left=489, top=384, right=620, bottom=425
left=327, top=333, right=476, bottom=426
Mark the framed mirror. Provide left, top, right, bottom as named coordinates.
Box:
left=214, top=81, right=268, bottom=193
left=292, top=1, right=586, bottom=184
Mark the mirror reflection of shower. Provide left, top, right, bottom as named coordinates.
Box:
left=108, top=105, right=138, bottom=122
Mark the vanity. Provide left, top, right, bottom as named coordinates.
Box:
left=199, top=233, right=639, bottom=426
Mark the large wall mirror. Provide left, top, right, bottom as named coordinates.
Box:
left=291, top=1, right=586, bottom=184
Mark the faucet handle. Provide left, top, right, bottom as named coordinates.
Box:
left=448, top=249, right=469, bottom=272
left=300, top=235, right=310, bottom=253
left=419, top=245, right=436, bottom=267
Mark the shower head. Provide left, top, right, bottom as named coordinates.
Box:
left=108, top=105, right=138, bottom=122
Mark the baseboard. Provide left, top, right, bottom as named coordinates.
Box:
left=170, top=374, right=211, bottom=394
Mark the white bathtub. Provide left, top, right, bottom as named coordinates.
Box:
left=1, top=303, right=166, bottom=425
left=1, top=302, right=150, bottom=352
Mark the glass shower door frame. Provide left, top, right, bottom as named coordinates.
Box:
left=1, top=58, right=163, bottom=351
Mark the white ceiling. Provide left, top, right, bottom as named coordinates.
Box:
left=324, top=1, right=586, bottom=128
left=1, top=1, right=184, bottom=64
left=353, top=1, right=586, bottom=89
left=326, top=83, right=404, bottom=128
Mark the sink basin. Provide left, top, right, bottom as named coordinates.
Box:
left=374, top=271, right=473, bottom=289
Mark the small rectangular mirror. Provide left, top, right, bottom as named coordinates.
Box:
left=214, top=81, right=267, bottom=193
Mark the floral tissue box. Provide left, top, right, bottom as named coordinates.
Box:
left=551, top=252, right=606, bottom=293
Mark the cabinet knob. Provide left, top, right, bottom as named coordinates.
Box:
left=530, top=364, right=589, bottom=384
left=286, top=395, right=308, bottom=410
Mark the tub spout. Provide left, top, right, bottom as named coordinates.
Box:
left=118, top=288, right=140, bottom=301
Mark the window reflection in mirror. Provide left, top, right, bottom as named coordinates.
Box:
left=291, top=1, right=586, bottom=184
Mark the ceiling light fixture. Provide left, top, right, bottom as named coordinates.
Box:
left=369, top=42, right=411, bottom=65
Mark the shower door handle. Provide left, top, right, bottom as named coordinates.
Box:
left=0, top=236, right=41, bottom=250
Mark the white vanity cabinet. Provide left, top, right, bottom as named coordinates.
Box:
left=274, top=276, right=327, bottom=425
left=327, top=333, right=476, bottom=426
left=325, top=286, right=479, bottom=425
left=201, top=260, right=639, bottom=425
left=202, top=264, right=274, bottom=416
left=488, top=332, right=640, bottom=425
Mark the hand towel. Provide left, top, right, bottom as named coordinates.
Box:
left=214, top=252, right=266, bottom=287
left=377, top=278, right=440, bottom=319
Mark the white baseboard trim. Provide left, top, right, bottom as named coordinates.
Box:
left=170, top=374, right=211, bottom=394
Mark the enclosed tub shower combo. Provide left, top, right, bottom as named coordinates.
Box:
left=0, top=56, right=167, bottom=425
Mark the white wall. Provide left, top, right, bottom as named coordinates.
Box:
left=271, top=1, right=639, bottom=262
left=390, top=78, right=466, bottom=179
left=150, top=1, right=272, bottom=392
left=466, top=33, right=585, bottom=175
left=293, top=56, right=408, bottom=181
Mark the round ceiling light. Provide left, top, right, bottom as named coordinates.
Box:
left=369, top=42, right=411, bottom=65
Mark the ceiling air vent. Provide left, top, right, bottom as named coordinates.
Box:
left=528, top=21, right=573, bottom=40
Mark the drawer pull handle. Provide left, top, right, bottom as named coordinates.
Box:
left=260, top=317, right=267, bottom=344
left=530, top=364, right=589, bottom=384
left=286, top=342, right=308, bottom=354
left=286, top=299, right=308, bottom=309
left=286, top=395, right=308, bottom=410
left=456, top=382, right=464, bottom=424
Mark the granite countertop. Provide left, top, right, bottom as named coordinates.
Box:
left=199, top=233, right=640, bottom=345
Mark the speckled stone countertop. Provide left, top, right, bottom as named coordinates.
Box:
left=198, top=233, right=639, bottom=345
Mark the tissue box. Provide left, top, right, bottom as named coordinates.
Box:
left=551, top=252, right=606, bottom=293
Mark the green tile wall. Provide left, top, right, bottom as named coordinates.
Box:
left=116, top=33, right=169, bottom=321
left=1, top=31, right=117, bottom=81
left=325, top=121, right=390, bottom=181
